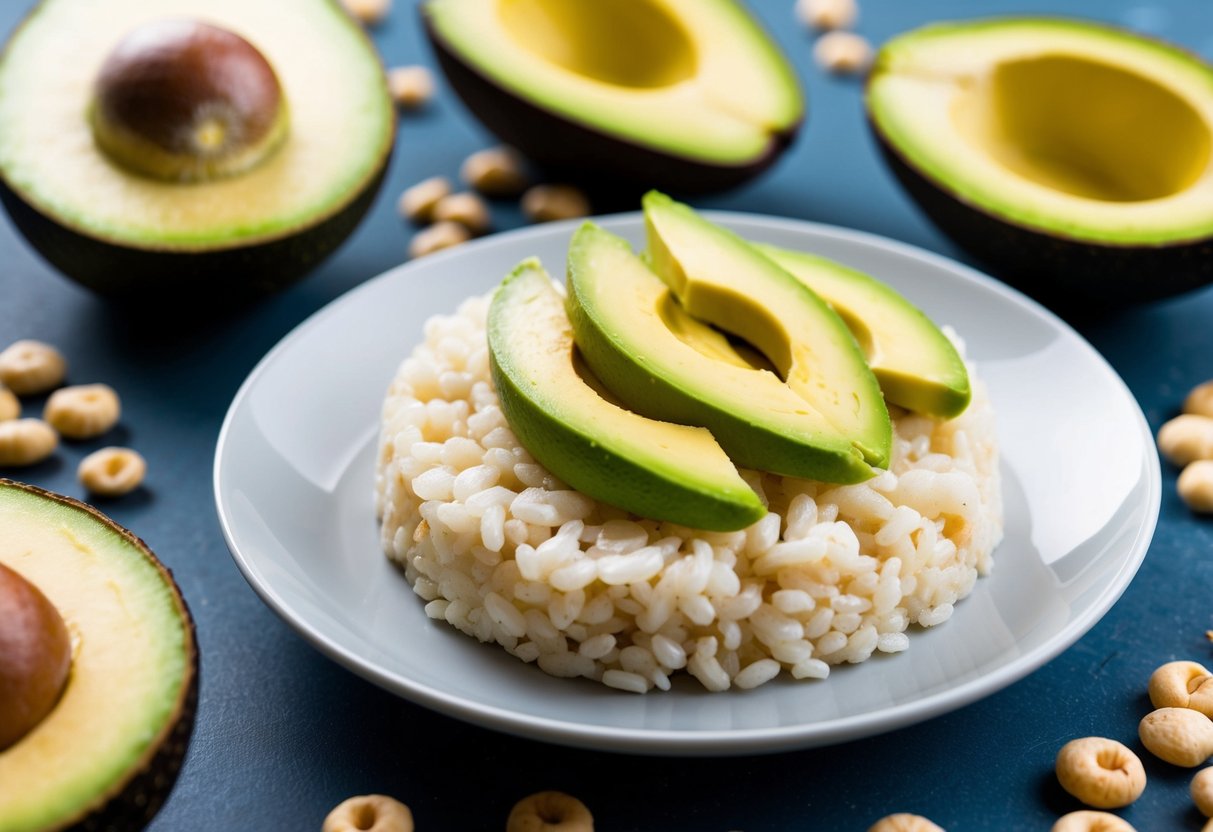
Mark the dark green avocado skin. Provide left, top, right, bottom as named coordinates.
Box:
left=869, top=124, right=1213, bottom=312
left=421, top=10, right=800, bottom=196
left=0, top=479, right=199, bottom=832
left=0, top=161, right=389, bottom=301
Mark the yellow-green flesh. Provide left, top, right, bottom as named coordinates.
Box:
left=487, top=260, right=764, bottom=531
left=0, top=0, right=392, bottom=248
left=757, top=244, right=971, bottom=418
left=567, top=222, right=876, bottom=484
left=643, top=193, right=891, bottom=468
left=0, top=484, right=190, bottom=832
left=426, top=0, right=802, bottom=164
left=868, top=18, right=1213, bottom=244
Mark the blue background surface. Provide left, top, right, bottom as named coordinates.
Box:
left=2, top=0, right=1213, bottom=829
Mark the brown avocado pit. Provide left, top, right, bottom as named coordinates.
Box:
left=90, top=19, right=289, bottom=183
left=0, top=562, right=71, bottom=752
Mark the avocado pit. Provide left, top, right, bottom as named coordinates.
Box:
left=90, top=18, right=289, bottom=182
left=0, top=561, right=71, bottom=752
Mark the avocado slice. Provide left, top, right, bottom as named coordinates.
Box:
left=567, top=223, right=877, bottom=484
left=0, top=480, right=197, bottom=832
left=422, top=0, right=802, bottom=193
left=867, top=18, right=1213, bottom=307
left=487, top=259, right=764, bottom=532
left=0, top=0, right=394, bottom=298
left=642, top=192, right=891, bottom=468
left=755, top=244, right=971, bottom=418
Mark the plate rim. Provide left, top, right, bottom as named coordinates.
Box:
left=213, top=211, right=1161, bottom=755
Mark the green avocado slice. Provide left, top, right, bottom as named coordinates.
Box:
left=642, top=192, right=891, bottom=468
left=567, top=222, right=876, bottom=484
left=487, top=259, right=765, bottom=532
left=0, top=480, right=196, bottom=832
left=755, top=244, right=971, bottom=418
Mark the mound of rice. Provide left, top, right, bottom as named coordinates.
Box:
left=376, top=294, right=1003, bottom=693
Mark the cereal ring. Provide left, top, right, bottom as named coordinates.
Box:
left=0, top=418, right=57, bottom=466
left=506, top=791, right=593, bottom=832
left=0, top=340, right=66, bottom=395
left=1055, top=737, right=1146, bottom=808
left=78, top=447, right=146, bottom=497
left=44, top=384, right=120, bottom=439
left=0, top=387, right=18, bottom=421
left=322, top=794, right=413, bottom=832
left=1051, top=811, right=1135, bottom=832
left=868, top=813, right=945, bottom=832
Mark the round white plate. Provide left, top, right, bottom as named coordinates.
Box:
left=214, top=213, right=1159, bottom=756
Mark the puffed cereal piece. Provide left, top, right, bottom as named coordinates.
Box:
left=0, top=340, right=66, bottom=396
left=43, top=384, right=120, bottom=440
left=78, top=447, right=146, bottom=497
left=0, top=418, right=57, bottom=467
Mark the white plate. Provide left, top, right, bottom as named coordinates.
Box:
left=214, top=213, right=1159, bottom=756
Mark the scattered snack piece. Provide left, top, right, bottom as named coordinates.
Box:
left=323, top=794, right=413, bottom=832
left=1149, top=660, right=1213, bottom=716
left=506, top=791, right=593, bottom=832
left=340, top=0, right=390, bottom=27
left=1051, top=811, right=1135, bottom=832
left=521, top=184, right=590, bottom=223
left=1186, top=381, right=1213, bottom=419
left=44, top=383, right=120, bottom=440
left=1194, top=767, right=1213, bottom=817
left=1157, top=415, right=1213, bottom=466
left=814, top=30, right=873, bottom=74
left=388, top=65, right=435, bottom=110
left=432, top=191, right=492, bottom=234
left=868, top=813, right=944, bottom=832
left=0, top=387, right=18, bottom=421
left=461, top=146, right=529, bottom=197
left=1180, top=461, right=1213, bottom=514
left=408, top=221, right=471, bottom=259
left=1139, top=707, right=1213, bottom=767
left=1207, top=630, right=1213, bottom=644
left=796, top=0, right=858, bottom=30
left=78, top=447, right=145, bottom=498
left=0, top=340, right=66, bottom=396
left=398, top=176, right=452, bottom=224
left=0, top=418, right=57, bottom=467
left=1054, top=737, right=1146, bottom=809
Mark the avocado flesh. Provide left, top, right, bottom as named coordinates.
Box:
left=0, top=0, right=392, bottom=249
left=567, top=223, right=876, bottom=484
left=423, top=0, right=802, bottom=180
left=0, top=481, right=195, bottom=832
left=642, top=192, right=891, bottom=469
left=756, top=244, right=970, bottom=419
left=488, top=260, right=764, bottom=532
left=867, top=18, right=1213, bottom=246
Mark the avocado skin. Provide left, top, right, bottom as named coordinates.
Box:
left=421, top=12, right=799, bottom=196
left=0, top=479, right=198, bottom=832
left=868, top=123, right=1213, bottom=311
left=0, top=160, right=389, bottom=301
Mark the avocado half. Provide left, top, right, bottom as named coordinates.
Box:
left=867, top=18, right=1213, bottom=308
left=0, top=0, right=395, bottom=298
left=422, top=0, right=803, bottom=194
left=0, top=480, right=197, bottom=832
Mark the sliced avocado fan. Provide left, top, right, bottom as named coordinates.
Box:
left=642, top=192, right=892, bottom=469
left=566, top=222, right=878, bottom=484
left=487, top=258, right=765, bottom=532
